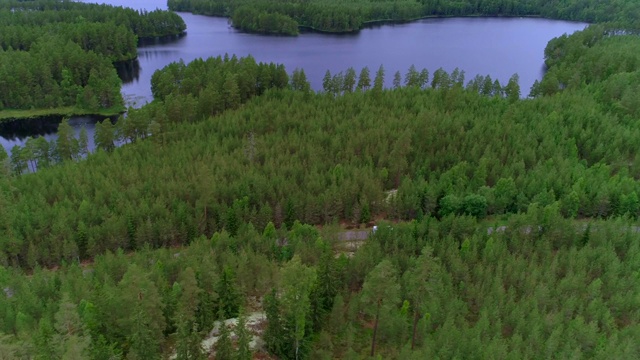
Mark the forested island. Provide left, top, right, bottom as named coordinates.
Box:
left=0, top=0, right=185, bottom=119
left=168, top=0, right=639, bottom=34
left=1, top=0, right=640, bottom=359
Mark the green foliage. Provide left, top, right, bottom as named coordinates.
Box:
left=264, top=288, right=286, bottom=356
left=0, top=0, right=185, bottom=114
left=170, top=0, right=640, bottom=34
left=150, top=55, right=289, bottom=119
left=462, top=194, right=488, bottom=218
left=174, top=267, right=205, bottom=360
left=232, top=7, right=299, bottom=35
left=118, top=265, right=166, bottom=359
left=0, top=216, right=637, bottom=358
left=53, top=293, right=91, bottom=358
left=360, top=259, right=401, bottom=357
left=235, top=310, right=252, bottom=360
left=216, top=267, right=241, bottom=318
left=216, top=316, right=233, bottom=360
left=0, top=1, right=185, bottom=42
left=8, top=32, right=640, bottom=263
left=2, top=5, right=640, bottom=358
left=266, top=256, right=316, bottom=360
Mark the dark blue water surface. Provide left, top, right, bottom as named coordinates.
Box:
left=0, top=0, right=586, bottom=152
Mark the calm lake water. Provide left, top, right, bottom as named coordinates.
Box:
left=0, top=0, right=587, bottom=152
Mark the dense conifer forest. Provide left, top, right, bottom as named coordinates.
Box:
left=0, top=0, right=639, bottom=358
left=0, top=0, right=185, bottom=116
left=168, top=0, right=640, bottom=34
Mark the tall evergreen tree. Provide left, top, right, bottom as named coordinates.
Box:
left=56, top=118, right=78, bottom=161
left=322, top=70, right=332, bottom=93
left=118, top=265, right=166, bottom=359
left=54, top=293, right=91, bottom=359
left=10, top=146, right=26, bottom=175
left=356, top=66, right=371, bottom=91
left=174, top=267, right=205, bottom=360
left=280, top=256, right=316, bottom=360
left=235, top=310, right=252, bottom=360
left=264, top=288, right=284, bottom=357
left=505, top=73, right=521, bottom=102
left=78, top=126, right=89, bottom=158
left=393, top=71, right=402, bottom=89
left=216, top=312, right=233, bottom=360
left=94, top=119, right=116, bottom=152
left=216, top=266, right=241, bottom=318
left=360, top=260, right=400, bottom=357
left=0, top=146, right=9, bottom=177
left=373, top=65, right=385, bottom=92
left=403, top=246, right=440, bottom=349
left=343, top=67, right=356, bottom=93
left=223, top=74, right=241, bottom=110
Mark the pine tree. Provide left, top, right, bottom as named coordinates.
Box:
left=118, top=265, right=166, bottom=359
left=418, top=68, right=429, bottom=88
left=216, top=311, right=233, bottom=360
left=322, top=70, right=332, bottom=93
left=33, top=317, right=57, bottom=359
left=54, top=293, right=91, bottom=359
left=175, top=268, right=205, bottom=360
left=216, top=266, right=241, bottom=318
left=224, top=74, right=245, bottom=110
left=505, top=74, right=521, bottom=102
left=23, top=137, right=37, bottom=172
left=10, top=146, right=26, bottom=175
left=78, top=126, right=89, bottom=158
left=264, top=288, right=285, bottom=357
left=310, top=242, right=337, bottom=329
left=405, top=65, right=419, bottom=87
left=343, top=67, right=356, bottom=93
left=0, top=334, right=30, bottom=359
left=0, top=146, right=9, bottom=177
left=235, top=310, right=252, bottom=360
left=356, top=67, right=371, bottom=91
left=280, top=256, right=316, bottom=360
left=360, top=260, right=400, bottom=357
left=393, top=71, right=402, bottom=89
left=403, top=246, right=440, bottom=349
left=175, top=321, right=204, bottom=360
left=34, top=137, right=51, bottom=169
left=56, top=118, right=79, bottom=161
left=291, top=68, right=311, bottom=93
left=373, top=65, right=385, bottom=92
left=94, top=120, right=115, bottom=152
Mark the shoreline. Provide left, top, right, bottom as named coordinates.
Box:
left=301, top=14, right=589, bottom=34
left=0, top=106, right=125, bottom=123
left=178, top=11, right=589, bottom=36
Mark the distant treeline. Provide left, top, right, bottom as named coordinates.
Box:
left=0, top=0, right=186, bottom=114
left=168, top=0, right=640, bottom=34
left=0, top=0, right=186, bottom=39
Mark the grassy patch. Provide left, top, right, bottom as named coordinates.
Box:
left=0, top=106, right=125, bottom=122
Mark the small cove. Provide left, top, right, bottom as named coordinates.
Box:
left=0, top=1, right=587, bottom=153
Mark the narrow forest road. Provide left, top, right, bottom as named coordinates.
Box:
left=335, top=229, right=373, bottom=256
left=337, top=229, right=372, bottom=241
left=335, top=222, right=640, bottom=246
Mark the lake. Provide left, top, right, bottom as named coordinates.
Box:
left=0, top=0, right=587, bottom=153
